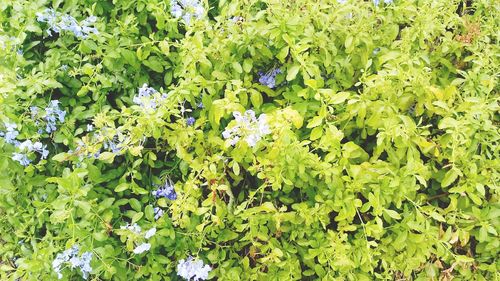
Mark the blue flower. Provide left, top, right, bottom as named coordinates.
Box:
left=258, top=68, right=281, bottom=89
left=170, top=0, right=204, bottom=24
left=133, top=84, right=167, bottom=111
left=154, top=207, right=164, bottom=220
left=37, top=8, right=98, bottom=39
left=44, top=100, right=66, bottom=133
left=177, top=256, right=211, bottom=280
left=152, top=179, right=177, bottom=200
left=197, top=102, right=204, bottom=109
left=186, top=117, right=195, bottom=126
left=12, top=152, right=31, bottom=166
left=53, top=245, right=92, bottom=280
left=0, top=121, right=19, bottom=144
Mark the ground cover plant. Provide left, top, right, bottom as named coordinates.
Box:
left=0, top=0, right=499, bottom=280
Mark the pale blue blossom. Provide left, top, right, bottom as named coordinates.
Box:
left=120, top=223, right=142, bottom=234
left=144, top=227, right=156, bottom=239
left=154, top=207, right=164, bottom=220
left=186, top=117, right=195, bottom=126
left=12, top=152, right=31, bottom=166
left=36, top=8, right=98, bottom=39
left=152, top=178, right=177, bottom=200
left=222, top=110, right=271, bottom=147
left=0, top=121, right=19, bottom=144
left=44, top=100, right=66, bottom=133
left=132, top=83, right=167, bottom=111
left=133, top=243, right=151, bottom=254
left=258, top=68, right=281, bottom=89
left=170, top=0, right=204, bottom=24
left=52, top=245, right=92, bottom=280
left=177, top=256, right=211, bottom=281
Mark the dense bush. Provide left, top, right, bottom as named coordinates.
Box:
left=0, top=0, right=498, bottom=280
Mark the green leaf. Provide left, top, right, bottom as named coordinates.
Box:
left=131, top=212, right=144, bottom=223
left=430, top=211, right=446, bottom=222
left=232, top=61, right=243, bottom=73
left=218, top=229, right=239, bottom=242
left=143, top=56, right=164, bottom=72
left=442, top=168, right=460, bottom=187
left=286, top=65, right=300, bottom=81
left=114, top=183, right=129, bottom=192
left=129, top=198, right=142, bottom=212
left=232, top=162, right=240, bottom=176
left=51, top=153, right=68, bottom=162
left=329, top=91, right=350, bottom=104
left=384, top=209, right=401, bottom=220
left=306, top=116, right=323, bottom=128
left=243, top=59, right=253, bottom=73
left=250, top=90, right=263, bottom=108
left=310, top=127, right=323, bottom=140
left=99, top=152, right=116, bottom=164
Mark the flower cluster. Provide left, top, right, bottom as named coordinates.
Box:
left=52, top=245, right=92, bottom=280
left=152, top=178, right=177, bottom=200
left=132, top=84, right=167, bottom=111
left=36, top=8, right=98, bottom=39
left=177, top=256, right=211, bottom=281
left=222, top=110, right=271, bottom=147
left=0, top=122, right=19, bottom=145
left=41, top=100, right=66, bottom=134
left=170, top=0, right=204, bottom=24
left=119, top=224, right=156, bottom=254
left=13, top=140, right=49, bottom=166
left=258, top=68, right=281, bottom=89
left=73, top=127, right=132, bottom=161
left=1, top=122, right=49, bottom=166
left=120, top=223, right=142, bottom=234
left=102, top=135, right=126, bottom=154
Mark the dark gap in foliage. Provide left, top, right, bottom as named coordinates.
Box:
left=326, top=211, right=339, bottom=231
left=456, top=0, right=476, bottom=16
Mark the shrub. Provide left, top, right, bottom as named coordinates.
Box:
left=0, top=0, right=498, bottom=280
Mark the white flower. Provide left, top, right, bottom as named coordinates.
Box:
left=52, top=245, right=92, bottom=280
left=120, top=223, right=142, bottom=234
left=18, top=140, right=33, bottom=151
left=222, top=110, right=271, bottom=147
left=144, top=227, right=156, bottom=239
left=133, top=243, right=151, bottom=254
left=177, top=256, right=211, bottom=280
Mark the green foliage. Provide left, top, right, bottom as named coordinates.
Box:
left=0, top=0, right=499, bottom=280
